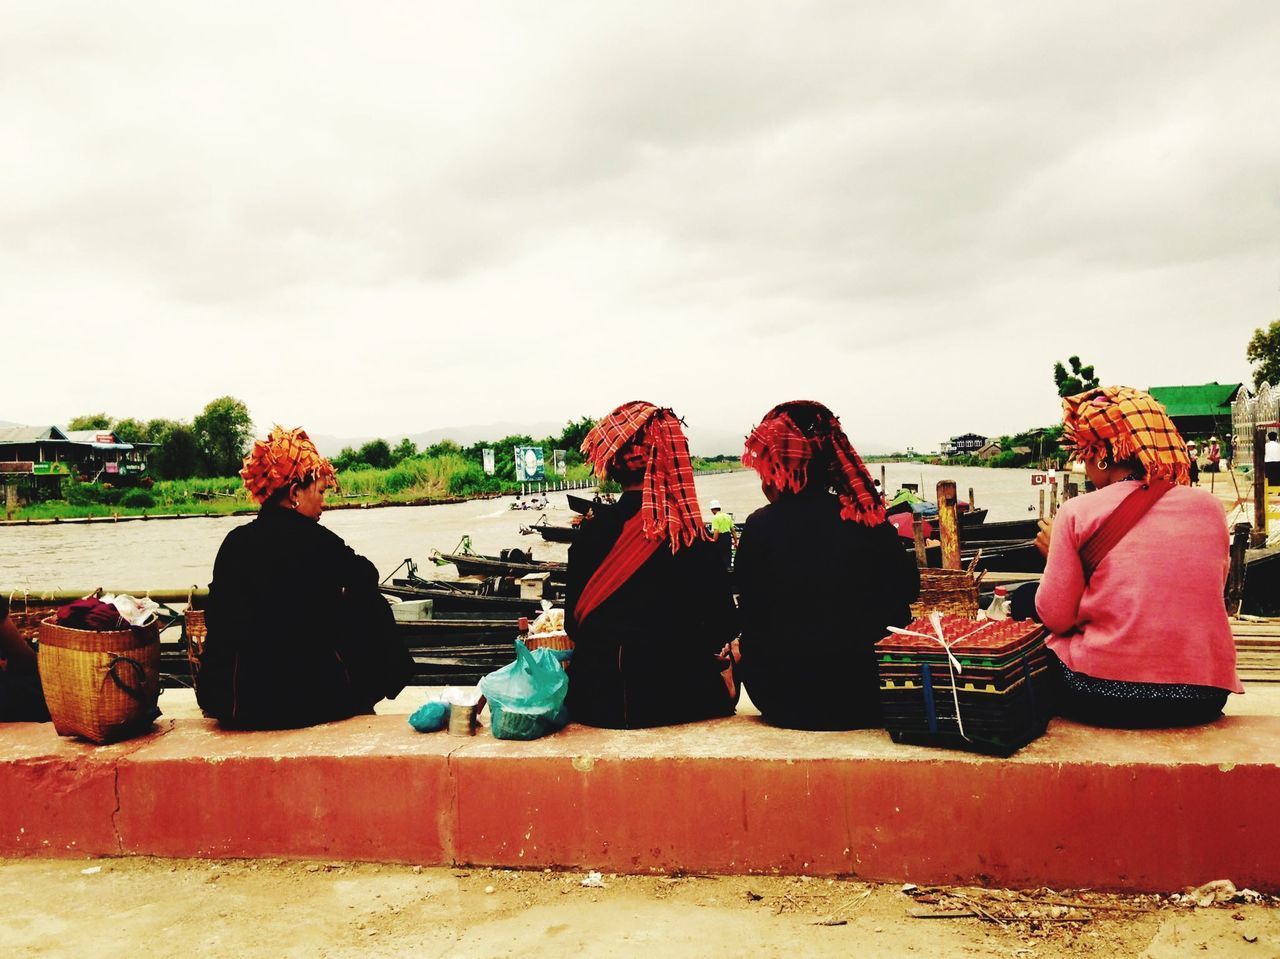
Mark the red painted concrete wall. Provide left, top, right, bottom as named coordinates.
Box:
left=3, top=714, right=1277, bottom=892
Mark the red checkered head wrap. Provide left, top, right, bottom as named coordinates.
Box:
left=1061, top=386, right=1190, bottom=485
left=742, top=400, right=886, bottom=526
left=240, top=426, right=339, bottom=505
left=581, top=401, right=708, bottom=552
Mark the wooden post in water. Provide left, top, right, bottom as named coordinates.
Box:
left=880, top=464, right=887, bottom=490
left=1226, top=521, right=1251, bottom=615
left=1050, top=482, right=1059, bottom=517
left=1039, top=489, right=1046, bottom=519
left=1253, top=426, right=1268, bottom=548
left=936, top=480, right=961, bottom=570
left=968, top=487, right=975, bottom=510
left=912, top=514, right=928, bottom=568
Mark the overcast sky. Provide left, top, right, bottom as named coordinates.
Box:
left=3, top=2, right=1278, bottom=454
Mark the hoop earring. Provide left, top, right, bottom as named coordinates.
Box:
left=1097, top=457, right=1109, bottom=471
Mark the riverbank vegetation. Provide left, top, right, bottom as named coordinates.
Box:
left=10, top=409, right=742, bottom=521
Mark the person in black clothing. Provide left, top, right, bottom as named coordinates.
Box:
left=737, top=401, right=919, bottom=730
left=566, top=401, right=738, bottom=729
left=0, top=595, right=51, bottom=722
left=196, top=427, right=412, bottom=729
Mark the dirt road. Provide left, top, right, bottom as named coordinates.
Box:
left=2, top=858, right=1275, bottom=958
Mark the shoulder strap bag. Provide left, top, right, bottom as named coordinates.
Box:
left=1078, top=481, right=1175, bottom=584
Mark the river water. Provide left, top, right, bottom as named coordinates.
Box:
left=1, top=465, right=1051, bottom=592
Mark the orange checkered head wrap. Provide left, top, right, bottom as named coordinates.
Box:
left=1061, top=387, right=1190, bottom=485
left=743, top=400, right=886, bottom=526
left=581, top=401, right=707, bottom=552
left=240, top=426, right=339, bottom=505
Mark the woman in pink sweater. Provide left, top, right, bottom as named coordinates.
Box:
left=1028, top=387, right=1242, bottom=727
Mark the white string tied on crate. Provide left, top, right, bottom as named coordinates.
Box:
left=885, top=610, right=976, bottom=742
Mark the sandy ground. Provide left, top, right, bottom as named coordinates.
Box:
left=1, top=858, right=1276, bottom=959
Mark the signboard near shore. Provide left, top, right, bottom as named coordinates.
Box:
left=482, top=448, right=495, bottom=475
left=514, top=446, right=545, bottom=482
left=553, top=449, right=566, bottom=476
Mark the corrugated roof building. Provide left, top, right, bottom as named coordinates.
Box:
left=1147, top=382, right=1242, bottom=441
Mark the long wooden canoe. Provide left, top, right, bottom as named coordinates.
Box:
left=434, top=550, right=568, bottom=580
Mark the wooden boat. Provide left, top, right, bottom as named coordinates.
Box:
left=395, top=613, right=522, bottom=685
left=958, top=518, right=1041, bottom=543
left=434, top=549, right=567, bottom=580
left=1242, top=546, right=1280, bottom=617
left=907, top=538, right=1047, bottom=575
left=157, top=612, right=525, bottom=688
left=532, top=523, right=576, bottom=543
left=885, top=498, right=987, bottom=526
left=381, top=581, right=548, bottom=616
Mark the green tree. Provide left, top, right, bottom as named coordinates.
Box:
left=425, top=439, right=462, bottom=458
left=66, top=413, right=111, bottom=431
left=1247, top=320, right=1280, bottom=388
left=555, top=415, right=597, bottom=465
left=1053, top=356, right=1100, bottom=397
left=149, top=425, right=200, bottom=480
left=110, top=417, right=148, bottom=444
left=391, top=438, right=418, bottom=463
left=143, top=418, right=185, bottom=444
left=193, top=396, right=254, bottom=477
left=358, top=439, right=392, bottom=469
left=333, top=446, right=362, bottom=472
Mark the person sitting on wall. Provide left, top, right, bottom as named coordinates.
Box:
left=0, top=596, right=51, bottom=722
left=196, top=427, right=413, bottom=729
left=1020, top=387, right=1242, bottom=728
left=565, top=401, right=738, bottom=729
left=735, top=400, right=919, bottom=730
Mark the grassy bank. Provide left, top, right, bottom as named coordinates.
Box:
left=7, top=454, right=746, bottom=522
left=7, top=455, right=598, bottom=521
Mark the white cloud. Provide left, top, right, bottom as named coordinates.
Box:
left=1, top=1, right=1275, bottom=451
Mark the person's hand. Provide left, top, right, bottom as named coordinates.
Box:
left=1034, top=517, right=1054, bottom=557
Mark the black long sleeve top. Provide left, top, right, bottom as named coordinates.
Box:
left=197, top=506, right=411, bottom=729
left=735, top=487, right=919, bottom=729
left=564, top=491, right=737, bottom=729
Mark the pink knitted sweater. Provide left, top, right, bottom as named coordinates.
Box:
left=1035, top=482, right=1243, bottom=692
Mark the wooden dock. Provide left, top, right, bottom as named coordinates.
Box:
left=1234, top=618, right=1280, bottom=684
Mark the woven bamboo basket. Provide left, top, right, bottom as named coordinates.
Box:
left=5, top=597, right=60, bottom=641
left=184, top=608, right=207, bottom=677
left=37, top=617, right=161, bottom=744
left=523, top=630, right=573, bottom=652
left=910, top=568, right=980, bottom=619
left=523, top=630, right=573, bottom=670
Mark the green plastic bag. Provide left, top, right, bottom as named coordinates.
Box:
left=478, top=640, right=570, bottom=740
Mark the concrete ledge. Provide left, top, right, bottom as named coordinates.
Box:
left=3, top=714, right=1278, bottom=891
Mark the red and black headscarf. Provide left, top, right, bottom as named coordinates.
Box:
left=581, top=401, right=707, bottom=552
left=742, top=400, right=885, bottom=526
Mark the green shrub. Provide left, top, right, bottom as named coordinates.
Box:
left=120, top=489, right=156, bottom=509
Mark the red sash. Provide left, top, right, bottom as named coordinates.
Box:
left=1079, top=481, right=1173, bottom=583
left=573, top=511, right=663, bottom=626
